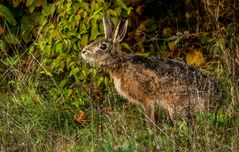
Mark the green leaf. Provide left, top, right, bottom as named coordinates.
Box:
left=40, top=70, right=53, bottom=77
left=28, top=4, right=36, bottom=13
left=121, top=2, right=128, bottom=11
left=90, top=15, right=100, bottom=40
left=107, top=9, right=117, bottom=16
left=114, top=7, right=121, bottom=16
left=42, top=4, right=56, bottom=17
left=34, top=13, right=45, bottom=25
left=121, top=43, right=132, bottom=51
left=60, top=79, right=67, bottom=88
left=81, top=68, right=88, bottom=78
left=67, top=61, right=76, bottom=70
left=54, top=42, right=64, bottom=53
left=127, top=7, right=133, bottom=15
left=72, top=2, right=80, bottom=13
left=28, top=45, right=35, bottom=53
left=69, top=67, right=80, bottom=77
left=80, top=34, right=89, bottom=47
left=26, top=0, right=34, bottom=7
left=79, top=23, right=88, bottom=35
left=97, top=76, right=105, bottom=87
left=71, top=99, right=84, bottom=108
left=0, top=4, right=17, bottom=26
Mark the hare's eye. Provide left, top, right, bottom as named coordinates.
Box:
left=100, top=44, right=107, bottom=50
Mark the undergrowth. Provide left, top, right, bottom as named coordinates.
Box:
left=1, top=60, right=239, bottom=151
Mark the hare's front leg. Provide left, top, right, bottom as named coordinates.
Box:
left=143, top=101, right=155, bottom=128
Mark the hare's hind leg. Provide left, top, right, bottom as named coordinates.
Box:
left=168, top=104, right=196, bottom=125
left=143, top=101, right=156, bottom=128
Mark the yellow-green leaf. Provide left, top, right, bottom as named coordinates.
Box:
left=80, top=34, right=89, bottom=47
left=186, top=49, right=205, bottom=67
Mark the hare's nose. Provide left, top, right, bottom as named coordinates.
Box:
left=82, top=48, right=87, bottom=54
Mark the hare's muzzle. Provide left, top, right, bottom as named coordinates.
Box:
left=82, top=48, right=87, bottom=55
left=81, top=47, right=93, bottom=63
left=81, top=48, right=88, bottom=61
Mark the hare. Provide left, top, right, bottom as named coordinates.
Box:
left=82, top=14, right=219, bottom=127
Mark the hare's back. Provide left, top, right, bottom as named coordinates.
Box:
left=130, top=55, right=218, bottom=95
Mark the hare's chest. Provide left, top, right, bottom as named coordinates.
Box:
left=114, top=78, right=121, bottom=92
left=113, top=78, right=139, bottom=104
left=114, top=78, right=125, bottom=97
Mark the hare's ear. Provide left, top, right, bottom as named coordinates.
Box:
left=113, top=19, right=128, bottom=43
left=103, top=14, right=112, bottom=39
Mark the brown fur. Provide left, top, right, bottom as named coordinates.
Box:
left=82, top=15, right=220, bottom=128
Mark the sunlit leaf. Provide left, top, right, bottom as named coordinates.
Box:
left=97, top=76, right=105, bottom=87
left=28, top=45, right=35, bottom=53
left=54, top=42, right=64, bottom=53
left=82, top=2, right=90, bottom=11
left=107, top=9, right=117, bottom=16
left=186, top=49, right=205, bottom=67
left=28, top=4, right=35, bottom=13
left=67, top=61, right=76, bottom=70
left=79, top=23, right=88, bottom=34
left=72, top=2, right=80, bottom=13
left=34, top=13, right=45, bottom=25
left=121, top=43, right=132, bottom=51
left=69, top=67, right=80, bottom=77
left=40, top=70, right=53, bottom=77
left=74, top=14, right=81, bottom=26
left=90, top=15, right=100, bottom=40
left=42, top=4, right=55, bottom=16
left=80, top=34, right=89, bottom=47
left=60, top=79, right=67, bottom=88
left=121, top=2, right=129, bottom=11
left=114, top=7, right=121, bottom=16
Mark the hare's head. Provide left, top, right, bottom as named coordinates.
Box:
left=82, top=14, right=128, bottom=66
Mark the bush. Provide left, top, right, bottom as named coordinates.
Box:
left=0, top=0, right=131, bottom=107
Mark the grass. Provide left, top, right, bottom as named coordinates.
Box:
left=0, top=74, right=239, bottom=152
